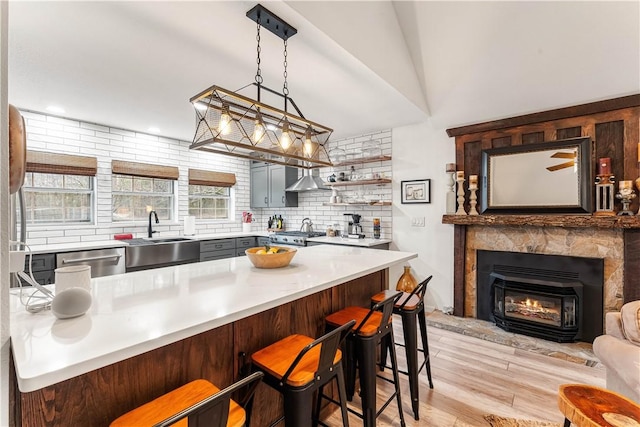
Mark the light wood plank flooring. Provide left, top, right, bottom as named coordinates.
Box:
left=325, top=316, right=605, bottom=426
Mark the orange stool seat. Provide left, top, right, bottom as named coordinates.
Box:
left=325, top=306, right=386, bottom=336
left=110, top=379, right=245, bottom=427
left=371, top=289, right=421, bottom=310
left=251, top=334, right=342, bottom=387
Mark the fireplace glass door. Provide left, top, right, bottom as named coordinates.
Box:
left=503, top=291, right=563, bottom=327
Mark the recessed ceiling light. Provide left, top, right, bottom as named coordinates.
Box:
left=46, top=105, right=65, bottom=114
left=148, top=127, right=161, bottom=133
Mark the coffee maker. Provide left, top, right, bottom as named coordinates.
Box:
left=343, top=213, right=364, bottom=238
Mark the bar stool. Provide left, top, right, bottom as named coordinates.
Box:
left=110, top=371, right=263, bottom=427
left=250, top=320, right=356, bottom=426
left=371, top=275, right=434, bottom=420
left=325, top=292, right=407, bottom=427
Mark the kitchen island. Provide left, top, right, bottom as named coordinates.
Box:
left=10, top=245, right=416, bottom=426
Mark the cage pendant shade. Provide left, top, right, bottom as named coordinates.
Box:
left=190, top=85, right=333, bottom=168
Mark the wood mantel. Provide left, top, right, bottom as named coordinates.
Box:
left=442, top=214, right=640, bottom=229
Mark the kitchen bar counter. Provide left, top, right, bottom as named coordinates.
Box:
left=11, top=245, right=415, bottom=426
left=11, top=245, right=415, bottom=392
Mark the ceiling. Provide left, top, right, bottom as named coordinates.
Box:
left=8, top=1, right=640, bottom=143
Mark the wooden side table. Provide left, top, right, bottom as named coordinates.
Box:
left=558, top=384, right=640, bottom=427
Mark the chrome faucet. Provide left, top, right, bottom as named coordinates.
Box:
left=148, top=210, right=159, bottom=238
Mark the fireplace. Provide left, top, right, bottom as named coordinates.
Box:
left=476, top=250, right=604, bottom=343
left=491, top=272, right=583, bottom=342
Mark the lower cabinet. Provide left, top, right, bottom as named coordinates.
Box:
left=20, top=253, right=56, bottom=286
left=257, top=236, right=271, bottom=247
left=200, top=237, right=258, bottom=261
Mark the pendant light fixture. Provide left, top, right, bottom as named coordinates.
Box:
left=189, top=4, right=333, bottom=169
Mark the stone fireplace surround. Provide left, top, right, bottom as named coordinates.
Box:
left=464, top=225, right=622, bottom=319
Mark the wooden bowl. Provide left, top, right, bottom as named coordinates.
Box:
left=245, top=246, right=297, bottom=269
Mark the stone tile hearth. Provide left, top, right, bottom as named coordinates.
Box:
left=426, top=310, right=600, bottom=367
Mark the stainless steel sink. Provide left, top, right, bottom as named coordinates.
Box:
left=124, top=239, right=200, bottom=271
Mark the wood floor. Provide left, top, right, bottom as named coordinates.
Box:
left=324, top=316, right=606, bottom=426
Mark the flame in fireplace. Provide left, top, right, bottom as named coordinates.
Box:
left=525, top=298, right=540, bottom=308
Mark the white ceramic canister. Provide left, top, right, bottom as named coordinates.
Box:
left=55, top=265, right=91, bottom=293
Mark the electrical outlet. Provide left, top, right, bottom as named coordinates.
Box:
left=411, top=217, right=425, bottom=227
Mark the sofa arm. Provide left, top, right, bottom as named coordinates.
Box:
left=605, top=311, right=625, bottom=340
left=593, top=334, right=640, bottom=401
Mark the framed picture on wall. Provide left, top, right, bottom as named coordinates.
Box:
left=401, top=179, right=431, bottom=204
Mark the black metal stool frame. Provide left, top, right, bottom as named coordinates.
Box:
left=255, top=319, right=356, bottom=427
left=378, top=275, right=434, bottom=420
left=153, top=371, right=264, bottom=427
left=331, top=292, right=407, bottom=427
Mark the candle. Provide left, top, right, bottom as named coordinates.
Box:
left=620, top=180, right=632, bottom=190
left=456, top=171, right=465, bottom=180
left=598, top=158, right=611, bottom=176
left=446, top=163, right=456, bottom=173
left=469, top=175, right=478, bottom=189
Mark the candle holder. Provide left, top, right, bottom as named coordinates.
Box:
left=594, top=174, right=615, bottom=216
left=468, top=186, right=479, bottom=215
left=616, top=183, right=636, bottom=216
left=446, top=171, right=456, bottom=214
left=455, top=174, right=467, bottom=215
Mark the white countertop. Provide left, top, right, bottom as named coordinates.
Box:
left=27, top=231, right=271, bottom=254
left=10, top=245, right=416, bottom=392
left=307, top=236, right=392, bottom=247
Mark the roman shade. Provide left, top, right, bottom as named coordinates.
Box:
left=188, top=168, right=236, bottom=187
left=26, top=150, right=97, bottom=176
left=112, top=160, right=179, bottom=180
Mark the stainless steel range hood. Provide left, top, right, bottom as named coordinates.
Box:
left=285, top=168, right=330, bottom=192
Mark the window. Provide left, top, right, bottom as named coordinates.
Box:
left=188, top=185, right=231, bottom=219
left=23, top=151, right=97, bottom=225
left=23, top=172, right=94, bottom=224
left=112, top=175, right=174, bottom=221
left=187, top=168, right=236, bottom=220
left=111, top=160, right=179, bottom=222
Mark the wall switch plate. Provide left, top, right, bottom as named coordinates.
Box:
left=411, top=217, right=425, bottom=227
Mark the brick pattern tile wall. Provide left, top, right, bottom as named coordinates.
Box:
left=19, top=110, right=250, bottom=245
left=251, top=130, right=393, bottom=239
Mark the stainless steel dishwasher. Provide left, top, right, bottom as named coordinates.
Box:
left=56, top=247, right=126, bottom=277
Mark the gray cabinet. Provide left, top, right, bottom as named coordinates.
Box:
left=200, top=239, right=236, bottom=261
left=250, top=162, right=298, bottom=208
left=235, top=237, right=256, bottom=256
left=257, top=236, right=271, bottom=247
left=200, top=237, right=258, bottom=261
left=20, top=253, right=56, bottom=286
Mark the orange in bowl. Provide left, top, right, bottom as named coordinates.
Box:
left=245, top=246, right=297, bottom=269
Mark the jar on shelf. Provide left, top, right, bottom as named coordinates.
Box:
left=329, top=148, right=346, bottom=164
left=361, top=139, right=382, bottom=158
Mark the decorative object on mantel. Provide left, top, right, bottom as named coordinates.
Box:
left=445, top=163, right=456, bottom=214
left=401, top=179, right=431, bottom=204
left=595, top=157, right=616, bottom=216
left=468, top=174, right=479, bottom=215
left=189, top=4, right=332, bottom=169
left=455, top=171, right=467, bottom=215
left=616, top=180, right=636, bottom=216
left=396, top=265, right=417, bottom=292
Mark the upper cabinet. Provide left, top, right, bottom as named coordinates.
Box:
left=250, top=162, right=298, bottom=209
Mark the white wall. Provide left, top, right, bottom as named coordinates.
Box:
left=20, top=110, right=251, bottom=245
left=392, top=120, right=455, bottom=312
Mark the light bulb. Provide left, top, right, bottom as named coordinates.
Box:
left=252, top=114, right=265, bottom=143
left=280, top=120, right=292, bottom=150
left=304, top=127, right=313, bottom=157
left=218, top=105, right=232, bottom=136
